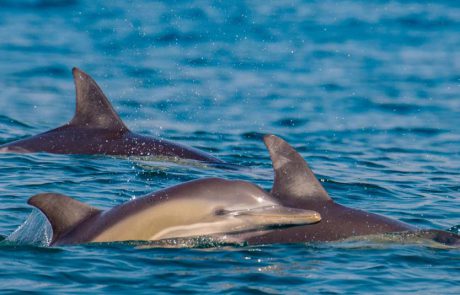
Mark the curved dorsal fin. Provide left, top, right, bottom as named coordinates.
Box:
left=264, top=134, right=331, bottom=202
left=28, top=193, right=101, bottom=244
left=69, top=67, right=128, bottom=131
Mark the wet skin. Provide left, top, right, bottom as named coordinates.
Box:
left=0, top=68, right=222, bottom=163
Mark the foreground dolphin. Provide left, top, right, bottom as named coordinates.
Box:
left=244, top=135, right=459, bottom=246
left=0, top=68, right=222, bottom=163
left=27, top=178, right=321, bottom=246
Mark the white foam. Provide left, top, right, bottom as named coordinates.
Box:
left=6, top=210, right=52, bottom=246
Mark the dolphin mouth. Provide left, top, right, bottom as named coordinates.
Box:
left=226, top=206, right=322, bottom=227
left=148, top=206, right=322, bottom=242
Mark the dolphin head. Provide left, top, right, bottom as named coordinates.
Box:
left=147, top=179, right=321, bottom=240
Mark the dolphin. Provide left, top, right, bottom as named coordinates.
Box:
left=244, top=135, right=459, bottom=246
left=27, top=178, right=321, bottom=246
left=0, top=68, right=222, bottom=163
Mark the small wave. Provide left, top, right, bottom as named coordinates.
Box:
left=0, top=115, right=32, bottom=129
left=240, top=132, right=265, bottom=141
left=155, top=30, right=205, bottom=44
left=12, top=65, right=68, bottom=78
left=274, top=118, right=308, bottom=128
left=4, top=210, right=51, bottom=247
left=0, top=0, right=77, bottom=9
left=389, top=127, right=446, bottom=136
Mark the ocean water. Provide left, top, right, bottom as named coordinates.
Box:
left=0, top=0, right=459, bottom=293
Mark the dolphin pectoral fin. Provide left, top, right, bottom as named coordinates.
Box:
left=228, top=206, right=321, bottom=228
left=28, top=193, right=101, bottom=245
left=69, top=67, right=128, bottom=132
left=263, top=134, right=331, bottom=202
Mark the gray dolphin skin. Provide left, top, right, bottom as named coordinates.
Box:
left=0, top=68, right=222, bottom=163
left=244, top=135, right=459, bottom=246
left=28, top=178, right=321, bottom=246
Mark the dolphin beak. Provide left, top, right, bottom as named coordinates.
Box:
left=228, top=206, right=321, bottom=228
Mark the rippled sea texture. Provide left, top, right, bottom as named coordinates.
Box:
left=0, top=0, right=459, bottom=293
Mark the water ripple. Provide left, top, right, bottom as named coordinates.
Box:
left=0, top=0, right=459, bottom=293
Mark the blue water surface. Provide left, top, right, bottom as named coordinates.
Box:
left=0, top=0, right=459, bottom=293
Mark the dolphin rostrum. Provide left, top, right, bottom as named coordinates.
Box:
left=27, top=178, right=321, bottom=246
left=244, top=135, right=459, bottom=246
left=0, top=68, right=222, bottom=163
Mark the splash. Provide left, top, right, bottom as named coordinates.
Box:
left=5, top=210, right=52, bottom=246
left=337, top=231, right=460, bottom=249
left=134, top=235, right=248, bottom=249
left=447, top=225, right=460, bottom=235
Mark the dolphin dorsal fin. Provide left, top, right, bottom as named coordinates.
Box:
left=264, top=134, right=331, bottom=202
left=28, top=193, right=101, bottom=244
left=69, top=67, right=128, bottom=132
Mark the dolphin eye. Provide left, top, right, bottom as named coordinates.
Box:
left=214, top=208, right=228, bottom=216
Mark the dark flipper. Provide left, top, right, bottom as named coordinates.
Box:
left=263, top=134, right=331, bottom=202
left=28, top=193, right=101, bottom=244
left=69, top=67, right=128, bottom=132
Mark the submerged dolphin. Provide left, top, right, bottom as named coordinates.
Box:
left=27, top=178, right=321, bottom=246
left=244, top=135, right=459, bottom=246
left=0, top=68, right=222, bottom=163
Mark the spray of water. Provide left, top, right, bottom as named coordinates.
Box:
left=5, top=209, right=52, bottom=246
